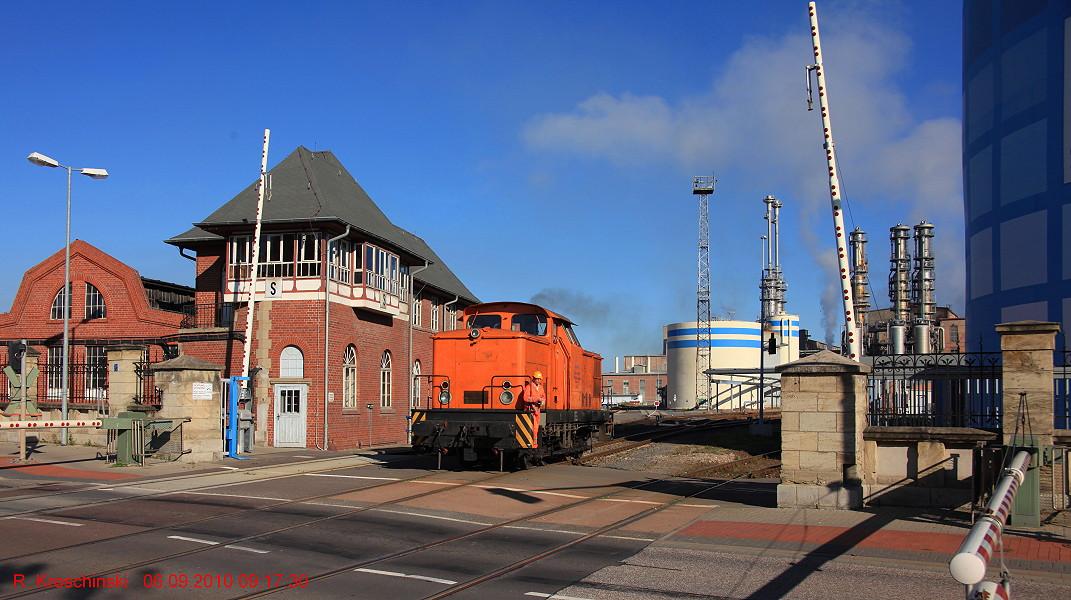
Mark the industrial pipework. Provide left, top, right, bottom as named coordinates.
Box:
left=849, top=227, right=870, bottom=355
left=762, top=195, right=788, bottom=318
left=888, top=224, right=912, bottom=355
left=911, top=221, right=937, bottom=354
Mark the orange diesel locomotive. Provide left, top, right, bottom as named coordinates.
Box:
left=411, top=301, right=610, bottom=468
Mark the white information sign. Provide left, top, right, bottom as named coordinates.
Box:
left=265, top=279, right=283, bottom=299
left=192, top=382, right=213, bottom=400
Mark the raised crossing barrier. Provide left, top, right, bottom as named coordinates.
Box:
left=2, top=419, right=103, bottom=429
left=949, top=449, right=1031, bottom=598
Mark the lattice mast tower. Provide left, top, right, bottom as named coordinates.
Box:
left=806, top=2, right=861, bottom=360
left=692, top=175, right=716, bottom=405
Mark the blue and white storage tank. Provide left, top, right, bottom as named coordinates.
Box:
left=664, top=316, right=800, bottom=410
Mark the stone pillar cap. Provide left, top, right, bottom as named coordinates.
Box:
left=995, top=320, right=1061, bottom=335
left=151, top=354, right=224, bottom=373
left=776, top=349, right=871, bottom=374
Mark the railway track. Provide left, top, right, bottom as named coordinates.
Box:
left=581, top=417, right=753, bottom=463
left=232, top=459, right=779, bottom=598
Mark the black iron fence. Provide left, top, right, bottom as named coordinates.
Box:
left=1, top=361, right=109, bottom=412
left=867, top=352, right=1003, bottom=430
left=180, top=302, right=237, bottom=329
left=133, top=360, right=162, bottom=408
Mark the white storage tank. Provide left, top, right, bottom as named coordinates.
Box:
left=665, top=316, right=800, bottom=410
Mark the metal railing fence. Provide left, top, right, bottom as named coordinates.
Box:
left=867, top=352, right=1002, bottom=430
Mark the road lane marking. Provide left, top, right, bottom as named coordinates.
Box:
left=181, top=491, right=289, bottom=501
left=354, top=568, right=456, bottom=585
left=166, top=535, right=270, bottom=554
left=218, top=466, right=241, bottom=471
left=525, top=592, right=593, bottom=600
left=293, top=455, right=315, bottom=458
left=600, top=498, right=663, bottom=505
left=97, top=486, right=167, bottom=492
left=678, top=503, right=719, bottom=508
left=410, top=480, right=464, bottom=486
left=373, top=508, right=491, bottom=525
left=603, top=534, right=656, bottom=542
left=304, top=473, right=401, bottom=481
left=7, top=516, right=84, bottom=527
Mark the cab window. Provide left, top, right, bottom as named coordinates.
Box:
left=468, top=314, right=502, bottom=329
left=561, top=322, right=580, bottom=345
left=511, top=314, right=547, bottom=336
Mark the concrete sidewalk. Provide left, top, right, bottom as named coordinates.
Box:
left=666, top=504, right=1071, bottom=578
left=0, top=440, right=412, bottom=483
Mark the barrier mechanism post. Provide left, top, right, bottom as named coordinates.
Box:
left=949, top=450, right=1032, bottom=599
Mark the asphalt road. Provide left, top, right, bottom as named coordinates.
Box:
left=0, top=454, right=1067, bottom=600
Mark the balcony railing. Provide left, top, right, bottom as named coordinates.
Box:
left=181, top=303, right=237, bottom=329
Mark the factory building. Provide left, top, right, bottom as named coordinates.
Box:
left=602, top=354, right=667, bottom=407
left=964, top=0, right=1071, bottom=351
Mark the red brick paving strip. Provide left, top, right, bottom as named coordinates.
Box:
left=678, top=520, right=1071, bottom=564
left=2, top=464, right=139, bottom=480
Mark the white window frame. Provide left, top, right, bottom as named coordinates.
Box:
left=258, top=234, right=294, bottom=278
left=412, top=293, right=422, bottom=327
left=280, top=345, right=304, bottom=378
left=330, top=240, right=352, bottom=284
left=47, top=346, right=64, bottom=400
left=362, top=243, right=407, bottom=300
left=411, top=360, right=421, bottom=408
left=228, top=235, right=252, bottom=280
left=431, top=302, right=440, bottom=332
left=380, top=351, right=392, bottom=408
left=342, top=345, right=357, bottom=409
left=85, top=346, right=107, bottom=401
left=297, top=232, right=321, bottom=278
left=50, top=285, right=70, bottom=320
left=85, top=282, right=106, bottom=319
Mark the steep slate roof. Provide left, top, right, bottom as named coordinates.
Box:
left=166, top=146, right=477, bottom=304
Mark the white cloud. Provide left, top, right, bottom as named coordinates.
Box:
left=522, top=7, right=965, bottom=314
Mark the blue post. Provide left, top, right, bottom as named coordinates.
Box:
left=227, top=376, right=250, bottom=460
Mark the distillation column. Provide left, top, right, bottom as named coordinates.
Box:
left=911, top=221, right=937, bottom=354
left=888, top=224, right=912, bottom=355
left=848, top=228, right=870, bottom=356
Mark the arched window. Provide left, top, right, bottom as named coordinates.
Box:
left=411, top=360, right=421, bottom=408
left=280, top=345, right=304, bottom=378
left=85, top=283, right=106, bottom=319
left=380, top=351, right=392, bottom=408
left=342, top=345, right=357, bottom=409
left=50, top=284, right=71, bottom=320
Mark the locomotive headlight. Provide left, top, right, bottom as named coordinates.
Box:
left=438, top=390, right=451, bottom=405
left=499, top=390, right=514, bottom=405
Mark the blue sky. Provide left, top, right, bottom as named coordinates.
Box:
left=1, top=1, right=962, bottom=361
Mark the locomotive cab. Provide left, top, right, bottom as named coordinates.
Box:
left=411, top=301, right=609, bottom=468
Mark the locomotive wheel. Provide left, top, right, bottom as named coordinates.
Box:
left=515, top=452, right=533, bottom=471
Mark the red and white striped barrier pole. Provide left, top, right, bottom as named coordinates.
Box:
left=2, top=420, right=103, bottom=429
left=969, top=580, right=1010, bottom=600
left=949, top=450, right=1031, bottom=597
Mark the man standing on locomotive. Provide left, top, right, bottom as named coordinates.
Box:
left=521, top=371, right=546, bottom=442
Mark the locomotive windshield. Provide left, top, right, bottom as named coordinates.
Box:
left=561, top=322, right=580, bottom=345
left=468, top=314, right=502, bottom=329
left=511, top=314, right=547, bottom=336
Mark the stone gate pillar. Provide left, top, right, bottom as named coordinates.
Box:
left=776, top=350, right=870, bottom=509
left=152, top=355, right=224, bottom=463
left=106, top=346, right=147, bottom=416
left=997, top=321, right=1059, bottom=447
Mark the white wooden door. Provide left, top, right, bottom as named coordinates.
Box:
left=274, top=384, right=307, bottom=447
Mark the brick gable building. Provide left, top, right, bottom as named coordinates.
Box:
left=166, top=146, right=478, bottom=450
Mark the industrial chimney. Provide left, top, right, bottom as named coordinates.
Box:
left=911, top=221, right=936, bottom=353
left=849, top=227, right=870, bottom=355
left=888, top=224, right=912, bottom=354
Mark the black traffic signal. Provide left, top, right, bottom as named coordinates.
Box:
left=767, top=334, right=777, bottom=355
left=7, top=341, right=26, bottom=375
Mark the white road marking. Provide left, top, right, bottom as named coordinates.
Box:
left=373, top=508, right=491, bottom=526
left=304, top=473, right=401, bottom=481
left=354, top=568, right=456, bottom=585
left=600, top=498, right=663, bottom=505
left=181, top=491, right=289, bottom=501
left=293, top=455, right=315, bottom=458
left=218, top=466, right=241, bottom=471
left=166, top=535, right=270, bottom=554
left=7, top=516, right=84, bottom=527
left=410, top=480, right=464, bottom=486
left=97, top=486, right=167, bottom=492
left=602, top=534, right=656, bottom=542
left=525, top=592, right=593, bottom=600
left=504, top=525, right=583, bottom=536
left=678, top=503, right=719, bottom=508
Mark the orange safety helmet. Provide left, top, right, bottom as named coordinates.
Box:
left=532, top=371, right=544, bottom=380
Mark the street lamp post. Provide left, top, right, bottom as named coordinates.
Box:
left=27, top=152, right=108, bottom=445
